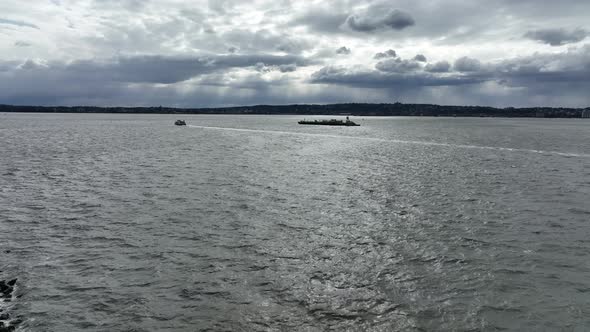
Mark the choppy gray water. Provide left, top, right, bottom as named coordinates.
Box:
left=1, top=113, right=589, bottom=331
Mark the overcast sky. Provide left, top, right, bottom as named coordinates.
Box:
left=1, top=0, right=589, bottom=107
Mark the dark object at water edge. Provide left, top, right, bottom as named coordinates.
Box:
left=298, top=117, right=360, bottom=126
left=175, top=120, right=186, bottom=126
left=0, top=278, right=22, bottom=332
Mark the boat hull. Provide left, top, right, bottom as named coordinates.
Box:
left=298, top=120, right=359, bottom=126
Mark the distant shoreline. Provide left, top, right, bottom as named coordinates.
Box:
left=1, top=103, right=589, bottom=118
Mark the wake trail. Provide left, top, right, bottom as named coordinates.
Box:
left=187, top=125, right=590, bottom=158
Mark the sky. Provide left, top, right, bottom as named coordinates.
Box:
left=0, top=0, right=589, bottom=108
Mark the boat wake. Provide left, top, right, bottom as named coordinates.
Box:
left=187, top=125, right=590, bottom=158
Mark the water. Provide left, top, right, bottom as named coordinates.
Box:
left=0, top=113, right=589, bottom=331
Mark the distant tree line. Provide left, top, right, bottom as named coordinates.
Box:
left=1, top=103, right=588, bottom=118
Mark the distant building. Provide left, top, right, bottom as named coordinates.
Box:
left=583, top=109, right=590, bottom=118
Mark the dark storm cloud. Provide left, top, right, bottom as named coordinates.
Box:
left=375, top=58, right=422, bottom=73
left=0, top=54, right=311, bottom=90
left=346, top=9, right=415, bottom=32
left=336, top=46, right=351, bottom=55
left=127, top=54, right=311, bottom=82
left=374, top=49, right=397, bottom=59
left=0, top=59, right=337, bottom=108
left=286, top=0, right=590, bottom=47
left=2, top=50, right=589, bottom=109
left=461, top=46, right=590, bottom=89
left=414, top=54, right=427, bottom=62
left=109, top=56, right=214, bottom=83
left=0, top=51, right=313, bottom=106
left=493, top=45, right=590, bottom=86
left=524, top=28, right=587, bottom=46
left=0, top=54, right=309, bottom=107
left=425, top=61, right=451, bottom=73
left=278, top=64, right=297, bottom=73
left=454, top=57, right=482, bottom=72
left=0, top=18, right=39, bottom=29
left=95, top=54, right=309, bottom=84
left=310, top=66, right=483, bottom=88
left=310, top=45, right=590, bottom=103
